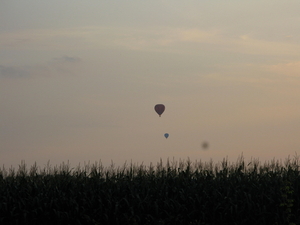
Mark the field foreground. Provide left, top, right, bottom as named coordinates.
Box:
left=1, top=156, right=300, bottom=225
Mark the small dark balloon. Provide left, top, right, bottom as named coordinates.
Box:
left=154, top=104, right=165, bottom=117
left=164, top=133, right=169, bottom=139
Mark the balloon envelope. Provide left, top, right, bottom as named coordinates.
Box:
left=164, top=133, right=169, bottom=139
left=154, top=104, right=165, bottom=117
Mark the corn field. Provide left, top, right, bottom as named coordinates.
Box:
left=1, top=156, right=300, bottom=225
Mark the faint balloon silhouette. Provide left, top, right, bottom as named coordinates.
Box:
left=202, top=141, right=209, bottom=150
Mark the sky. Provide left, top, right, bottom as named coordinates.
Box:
left=1, top=0, right=300, bottom=169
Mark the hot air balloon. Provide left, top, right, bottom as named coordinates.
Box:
left=164, top=133, right=169, bottom=139
left=154, top=104, right=165, bottom=117
left=202, top=141, right=209, bottom=149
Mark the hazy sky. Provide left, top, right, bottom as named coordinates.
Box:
left=1, top=1, right=300, bottom=169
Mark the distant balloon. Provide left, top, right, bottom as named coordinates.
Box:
left=164, top=133, right=169, bottom=139
left=202, top=141, right=209, bottom=150
left=154, top=104, right=165, bottom=117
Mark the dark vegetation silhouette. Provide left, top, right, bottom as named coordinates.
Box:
left=0, top=155, right=299, bottom=224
